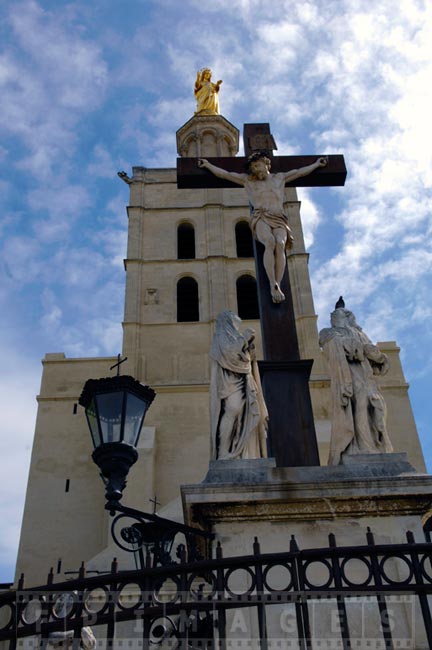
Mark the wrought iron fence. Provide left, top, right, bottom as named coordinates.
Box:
left=1, top=528, right=431, bottom=649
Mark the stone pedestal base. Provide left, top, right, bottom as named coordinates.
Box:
left=182, top=453, right=432, bottom=551
left=182, top=454, right=432, bottom=648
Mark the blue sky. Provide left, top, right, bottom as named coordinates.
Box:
left=1, top=0, right=431, bottom=582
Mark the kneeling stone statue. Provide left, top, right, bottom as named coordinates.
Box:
left=319, top=298, right=393, bottom=465
left=210, top=311, right=268, bottom=460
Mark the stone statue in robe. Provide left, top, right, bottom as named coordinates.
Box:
left=210, top=311, right=268, bottom=460
left=319, top=298, right=393, bottom=465
left=194, top=68, right=222, bottom=115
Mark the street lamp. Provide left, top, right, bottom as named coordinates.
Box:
left=79, top=375, right=155, bottom=511
left=79, top=373, right=213, bottom=566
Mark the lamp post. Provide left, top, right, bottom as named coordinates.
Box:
left=79, top=374, right=213, bottom=567
left=79, top=375, right=156, bottom=511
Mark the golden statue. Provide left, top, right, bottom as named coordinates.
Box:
left=194, top=67, right=222, bottom=115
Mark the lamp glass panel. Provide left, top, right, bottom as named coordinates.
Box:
left=95, top=392, right=125, bottom=443
left=86, top=397, right=101, bottom=448
left=123, top=393, right=149, bottom=446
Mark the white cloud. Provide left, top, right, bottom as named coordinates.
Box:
left=257, top=21, right=302, bottom=50
left=24, top=184, right=93, bottom=247
left=93, top=224, right=128, bottom=269
left=0, top=1, right=108, bottom=180
left=9, top=1, right=107, bottom=109
left=297, top=188, right=321, bottom=249
left=2, top=236, right=43, bottom=284
left=87, top=145, right=116, bottom=178
left=29, top=184, right=92, bottom=219
left=286, top=2, right=432, bottom=349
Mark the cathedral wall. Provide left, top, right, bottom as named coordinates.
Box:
left=15, top=355, right=116, bottom=586
left=148, top=386, right=211, bottom=505
left=124, top=257, right=259, bottom=326
left=377, top=342, right=426, bottom=471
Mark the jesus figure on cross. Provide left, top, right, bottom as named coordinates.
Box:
left=198, top=152, right=327, bottom=303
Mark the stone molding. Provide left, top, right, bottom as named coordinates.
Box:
left=181, top=455, right=432, bottom=527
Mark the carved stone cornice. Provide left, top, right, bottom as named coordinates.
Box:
left=181, top=455, right=432, bottom=529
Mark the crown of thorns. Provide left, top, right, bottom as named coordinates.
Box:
left=246, top=151, right=271, bottom=170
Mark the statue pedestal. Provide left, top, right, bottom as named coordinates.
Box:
left=176, top=114, right=239, bottom=159
left=182, top=452, right=431, bottom=553
left=181, top=455, right=432, bottom=647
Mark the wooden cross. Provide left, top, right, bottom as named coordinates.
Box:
left=177, top=123, right=346, bottom=190
left=177, top=123, right=347, bottom=467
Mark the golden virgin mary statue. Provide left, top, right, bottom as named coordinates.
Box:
left=194, top=68, right=222, bottom=115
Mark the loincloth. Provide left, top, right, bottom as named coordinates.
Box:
left=250, top=209, right=294, bottom=249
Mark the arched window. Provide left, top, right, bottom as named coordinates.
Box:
left=235, top=221, right=254, bottom=258
left=177, top=223, right=195, bottom=259
left=177, top=277, right=199, bottom=322
left=236, top=275, right=259, bottom=320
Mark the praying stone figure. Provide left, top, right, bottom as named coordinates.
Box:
left=194, top=67, right=222, bottom=115
left=210, top=311, right=268, bottom=460
left=198, top=152, right=327, bottom=303
left=319, top=297, right=393, bottom=465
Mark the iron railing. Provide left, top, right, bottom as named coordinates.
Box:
left=1, top=528, right=431, bottom=649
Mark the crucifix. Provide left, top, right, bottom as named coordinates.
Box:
left=177, top=123, right=347, bottom=467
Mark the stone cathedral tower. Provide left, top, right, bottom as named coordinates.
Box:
left=15, top=102, right=426, bottom=587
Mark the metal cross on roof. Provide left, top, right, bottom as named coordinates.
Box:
left=149, top=495, right=161, bottom=514
left=110, top=354, right=128, bottom=376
